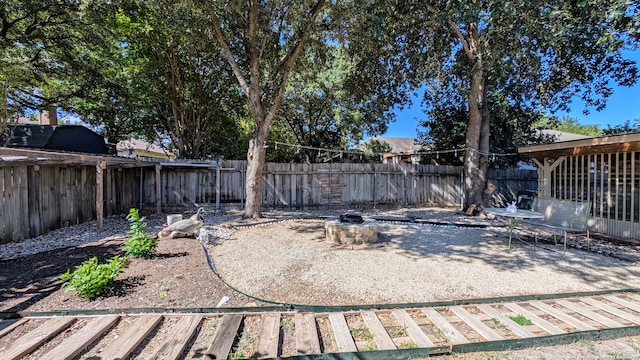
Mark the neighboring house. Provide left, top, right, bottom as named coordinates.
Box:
left=538, top=129, right=590, bottom=142
left=366, top=137, right=424, bottom=164
left=117, top=138, right=176, bottom=160
left=2, top=108, right=116, bottom=154
left=518, top=130, right=591, bottom=170
left=1, top=124, right=110, bottom=154
left=518, top=131, right=640, bottom=240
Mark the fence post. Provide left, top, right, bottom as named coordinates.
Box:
left=328, top=161, right=332, bottom=210
left=241, top=162, right=245, bottom=209
left=403, top=166, right=408, bottom=207
left=459, top=170, right=464, bottom=209
left=373, top=164, right=377, bottom=209
left=215, top=159, right=221, bottom=211
left=96, top=161, right=106, bottom=231
left=139, top=167, right=143, bottom=211
left=155, top=163, right=162, bottom=214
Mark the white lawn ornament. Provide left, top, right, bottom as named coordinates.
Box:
left=158, top=207, right=205, bottom=239
left=506, top=201, right=518, bottom=213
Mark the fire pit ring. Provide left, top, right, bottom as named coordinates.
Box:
left=325, top=213, right=378, bottom=245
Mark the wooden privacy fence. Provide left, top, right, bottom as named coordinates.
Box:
left=0, top=163, right=143, bottom=243
left=258, top=162, right=463, bottom=209
left=1, top=156, right=537, bottom=243
left=140, top=161, right=464, bottom=210
left=142, top=161, right=537, bottom=210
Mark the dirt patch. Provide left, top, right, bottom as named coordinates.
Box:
left=0, top=237, right=251, bottom=313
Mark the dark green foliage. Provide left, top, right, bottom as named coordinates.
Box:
left=124, top=208, right=157, bottom=258
left=537, top=116, right=602, bottom=137
left=418, top=100, right=549, bottom=168
left=603, top=119, right=640, bottom=135
left=59, top=256, right=128, bottom=300
left=268, top=45, right=392, bottom=163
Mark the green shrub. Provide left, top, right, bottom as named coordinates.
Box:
left=124, top=208, right=157, bottom=258
left=127, top=208, right=148, bottom=236
left=60, top=256, right=128, bottom=300
left=124, top=234, right=158, bottom=258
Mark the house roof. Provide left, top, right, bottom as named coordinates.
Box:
left=0, top=146, right=158, bottom=167
left=1, top=124, right=109, bottom=154
left=368, top=137, right=422, bottom=153
left=538, top=129, right=590, bottom=142
left=518, top=132, right=640, bottom=158
left=117, top=138, right=173, bottom=155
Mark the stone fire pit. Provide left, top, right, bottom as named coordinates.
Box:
left=325, top=213, right=379, bottom=245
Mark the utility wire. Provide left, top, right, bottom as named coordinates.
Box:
left=266, top=140, right=522, bottom=159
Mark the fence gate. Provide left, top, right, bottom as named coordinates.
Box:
left=318, top=166, right=342, bottom=209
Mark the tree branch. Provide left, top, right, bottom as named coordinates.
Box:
left=207, top=4, right=251, bottom=95
left=247, top=0, right=260, bottom=97
left=266, top=0, right=326, bottom=123
left=447, top=20, right=473, bottom=58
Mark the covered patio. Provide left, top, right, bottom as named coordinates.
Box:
left=518, top=132, right=640, bottom=240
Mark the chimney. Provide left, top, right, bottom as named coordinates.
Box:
left=40, top=107, right=58, bottom=125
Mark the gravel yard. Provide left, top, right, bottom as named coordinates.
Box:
left=2, top=206, right=639, bottom=312
left=214, top=218, right=640, bottom=306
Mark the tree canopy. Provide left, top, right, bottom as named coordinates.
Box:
left=354, top=0, right=639, bottom=212
left=111, top=0, right=249, bottom=158
left=2, top=0, right=639, bottom=217
left=1, top=1, right=115, bottom=114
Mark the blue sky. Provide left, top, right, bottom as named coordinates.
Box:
left=385, top=50, right=640, bottom=139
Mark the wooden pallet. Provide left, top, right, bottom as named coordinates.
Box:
left=3, top=292, right=640, bottom=359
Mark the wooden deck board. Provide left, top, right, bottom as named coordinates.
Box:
left=557, top=299, right=625, bottom=328
left=605, top=295, right=640, bottom=314
left=361, top=311, right=396, bottom=350
left=392, top=309, right=434, bottom=347
left=329, top=313, right=357, bottom=352
left=0, top=319, right=27, bottom=338
left=503, top=303, right=566, bottom=335
left=529, top=301, right=596, bottom=331
left=150, top=314, right=202, bottom=360
left=0, top=317, right=76, bottom=360
left=4, top=291, right=640, bottom=359
left=97, top=315, right=162, bottom=360
left=43, top=315, right=119, bottom=360
left=477, top=304, right=535, bottom=338
left=580, top=298, right=640, bottom=325
left=207, top=314, right=244, bottom=360
left=450, top=306, right=503, bottom=341
left=256, top=313, right=281, bottom=358
left=295, top=313, right=321, bottom=355
left=422, top=308, right=469, bottom=344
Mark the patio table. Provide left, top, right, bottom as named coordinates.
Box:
left=485, top=208, right=543, bottom=251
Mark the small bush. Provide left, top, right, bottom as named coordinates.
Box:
left=127, top=208, right=148, bottom=236
left=124, top=208, right=157, bottom=258
left=124, top=234, right=158, bottom=258
left=60, top=256, right=128, bottom=300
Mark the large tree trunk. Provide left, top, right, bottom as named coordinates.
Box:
left=461, top=22, right=487, bottom=215
left=479, top=85, right=492, bottom=207
left=243, top=86, right=270, bottom=218
left=244, top=121, right=269, bottom=219
left=463, top=66, right=484, bottom=214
